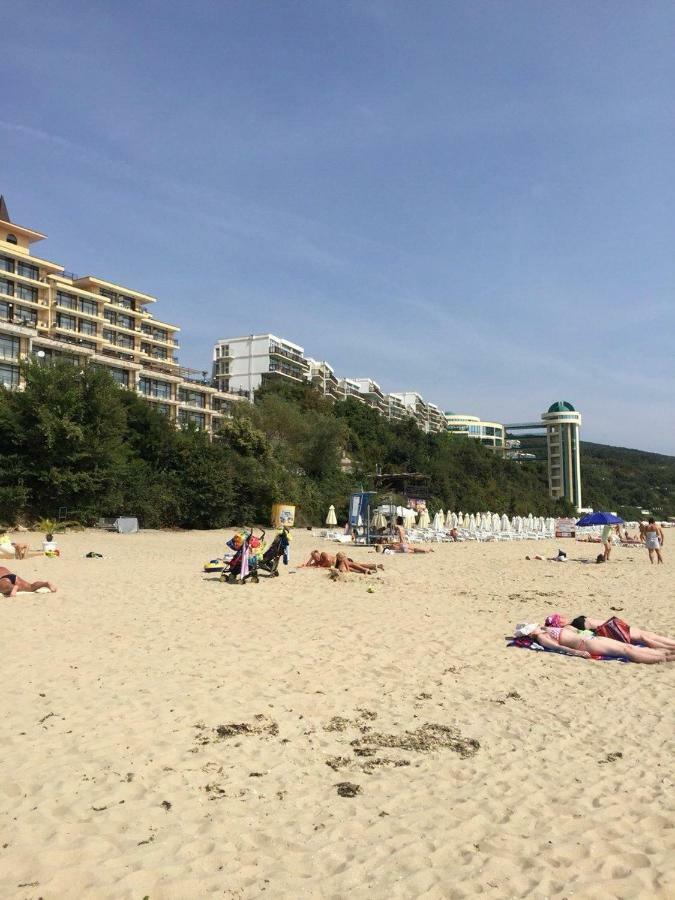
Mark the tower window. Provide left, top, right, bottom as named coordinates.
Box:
left=5, top=234, right=17, bottom=245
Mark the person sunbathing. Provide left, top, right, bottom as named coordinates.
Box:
left=300, top=550, right=335, bottom=568
left=545, top=613, right=675, bottom=650
left=334, top=552, right=382, bottom=574
left=0, top=567, right=56, bottom=597
left=526, top=550, right=567, bottom=562
left=514, top=622, right=675, bottom=664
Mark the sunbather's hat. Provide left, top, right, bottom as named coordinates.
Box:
left=545, top=613, right=562, bottom=627
left=514, top=622, right=539, bottom=637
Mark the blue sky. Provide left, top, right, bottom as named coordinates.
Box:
left=3, top=1, right=674, bottom=453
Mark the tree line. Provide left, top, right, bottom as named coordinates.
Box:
left=0, top=361, right=576, bottom=528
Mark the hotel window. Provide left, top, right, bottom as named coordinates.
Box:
left=104, top=309, right=116, bottom=324
left=0, top=256, right=14, bottom=273
left=119, top=295, right=135, bottom=310
left=108, top=367, right=130, bottom=387
left=139, top=377, right=171, bottom=399
left=0, top=276, right=14, bottom=296
left=6, top=235, right=17, bottom=245
left=0, top=300, right=13, bottom=320
left=116, top=334, right=134, bottom=349
left=56, top=313, right=77, bottom=331
left=179, top=410, right=206, bottom=429
left=17, top=261, right=39, bottom=280
left=16, top=283, right=37, bottom=302
left=57, top=291, right=77, bottom=310
left=0, top=362, right=20, bottom=387
left=78, top=319, right=97, bottom=336
left=99, top=288, right=116, bottom=300
left=14, top=306, right=37, bottom=326
left=117, top=313, right=134, bottom=330
left=0, top=334, right=19, bottom=360
left=178, top=388, right=206, bottom=408
left=79, top=298, right=98, bottom=317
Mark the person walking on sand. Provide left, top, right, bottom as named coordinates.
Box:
left=644, top=518, right=664, bottom=564
left=0, top=567, right=56, bottom=597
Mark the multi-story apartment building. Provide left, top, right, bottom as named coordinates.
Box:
left=445, top=413, right=506, bottom=451
left=306, top=358, right=340, bottom=400
left=213, top=334, right=309, bottom=400
left=0, top=196, right=236, bottom=433
left=350, top=378, right=386, bottom=414
left=212, top=332, right=448, bottom=434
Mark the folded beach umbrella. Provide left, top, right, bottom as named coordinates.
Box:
left=457, top=512, right=464, bottom=527
left=451, top=512, right=458, bottom=528
left=501, top=514, right=510, bottom=532
left=468, top=514, right=476, bottom=532
left=492, top=513, right=500, bottom=531
left=445, top=510, right=454, bottom=528
left=371, top=511, right=387, bottom=529
left=325, top=505, right=338, bottom=526
left=576, top=511, right=624, bottom=526
left=432, top=511, right=444, bottom=531
left=418, top=508, right=430, bottom=529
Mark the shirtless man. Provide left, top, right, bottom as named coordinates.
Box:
left=0, top=567, right=56, bottom=597
left=300, top=550, right=335, bottom=568
left=300, top=550, right=382, bottom=573
left=644, top=518, right=664, bottom=564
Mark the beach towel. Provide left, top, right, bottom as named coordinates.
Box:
left=507, top=637, right=631, bottom=662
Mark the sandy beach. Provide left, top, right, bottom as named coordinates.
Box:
left=1, top=528, right=673, bottom=899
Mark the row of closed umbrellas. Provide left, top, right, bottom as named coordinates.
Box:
left=325, top=505, right=555, bottom=534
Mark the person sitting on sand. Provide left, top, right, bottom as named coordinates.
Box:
left=545, top=613, right=675, bottom=651
left=0, top=532, right=28, bottom=560
left=513, top=622, right=675, bottom=664
left=334, top=552, right=382, bottom=574
left=388, top=517, right=434, bottom=554
left=0, top=566, right=56, bottom=598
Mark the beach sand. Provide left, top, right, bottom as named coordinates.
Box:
left=1, top=528, right=673, bottom=899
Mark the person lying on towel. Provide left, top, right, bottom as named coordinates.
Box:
left=544, top=613, right=675, bottom=650
left=513, top=622, right=675, bottom=665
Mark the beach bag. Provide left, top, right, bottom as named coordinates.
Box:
left=594, top=616, right=630, bottom=643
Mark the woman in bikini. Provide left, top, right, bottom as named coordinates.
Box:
left=545, top=613, right=675, bottom=650
left=0, top=567, right=56, bottom=598
left=515, top=622, right=675, bottom=664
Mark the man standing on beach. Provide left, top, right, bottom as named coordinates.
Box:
left=644, top=518, right=664, bottom=564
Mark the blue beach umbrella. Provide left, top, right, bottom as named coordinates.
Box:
left=575, top=511, right=624, bottom=526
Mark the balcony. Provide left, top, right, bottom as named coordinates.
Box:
left=269, top=343, right=308, bottom=368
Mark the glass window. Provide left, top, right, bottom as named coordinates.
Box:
left=178, top=388, right=206, bottom=407
left=117, top=314, right=134, bottom=330
left=17, top=261, right=39, bottom=279
left=119, top=296, right=135, bottom=310
left=0, top=362, right=20, bottom=387
left=5, top=235, right=18, bottom=245
left=0, top=256, right=14, bottom=273
left=0, top=276, right=14, bottom=297
left=116, top=334, right=134, bottom=349
left=56, top=313, right=77, bottom=331
left=139, top=377, right=171, bottom=399
left=0, top=300, right=13, bottom=320
left=179, top=410, right=206, bottom=428
left=79, top=298, right=98, bottom=316
left=104, top=309, right=116, bottom=324
left=78, top=319, right=97, bottom=336
left=16, top=283, right=37, bottom=302
left=14, top=306, right=37, bottom=326
left=108, top=367, right=130, bottom=387
left=57, top=291, right=77, bottom=310
left=0, top=334, right=19, bottom=359
left=99, top=288, right=116, bottom=300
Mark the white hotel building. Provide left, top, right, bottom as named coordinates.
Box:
left=212, top=333, right=447, bottom=433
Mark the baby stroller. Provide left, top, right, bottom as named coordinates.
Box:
left=256, top=527, right=291, bottom=578
left=220, top=528, right=266, bottom=584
